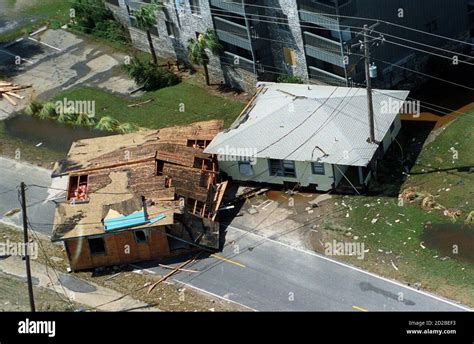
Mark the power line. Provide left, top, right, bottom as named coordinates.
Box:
left=350, top=52, right=474, bottom=91
left=132, top=0, right=474, bottom=48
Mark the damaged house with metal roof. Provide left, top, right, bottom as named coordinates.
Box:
left=52, top=120, right=227, bottom=271
left=204, top=82, right=410, bottom=192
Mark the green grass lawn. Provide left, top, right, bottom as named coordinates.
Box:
left=52, top=83, right=245, bottom=129
left=0, top=0, right=71, bottom=43
left=324, top=113, right=474, bottom=307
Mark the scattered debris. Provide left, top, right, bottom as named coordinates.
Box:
left=465, top=210, right=474, bottom=224
left=0, top=81, right=31, bottom=106
left=3, top=209, right=20, bottom=217
left=391, top=260, right=399, bottom=271
left=127, top=98, right=153, bottom=107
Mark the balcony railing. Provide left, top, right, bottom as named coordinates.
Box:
left=304, top=31, right=341, bottom=54
left=214, top=16, right=252, bottom=51
left=298, top=0, right=357, bottom=16
left=221, top=51, right=255, bottom=73
left=308, top=66, right=347, bottom=86
left=304, top=31, right=343, bottom=67
left=210, top=0, right=245, bottom=15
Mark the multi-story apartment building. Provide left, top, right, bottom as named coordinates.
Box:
left=106, top=0, right=472, bottom=92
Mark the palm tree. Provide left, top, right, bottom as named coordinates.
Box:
left=132, top=3, right=161, bottom=65
left=95, top=116, right=120, bottom=132
left=186, top=30, right=222, bottom=86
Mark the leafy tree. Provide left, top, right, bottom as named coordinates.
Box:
left=186, top=30, right=222, bottom=86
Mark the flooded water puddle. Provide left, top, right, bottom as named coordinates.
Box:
left=421, top=223, right=474, bottom=264
left=3, top=115, right=112, bottom=153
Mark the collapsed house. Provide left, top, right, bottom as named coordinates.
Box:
left=52, top=120, right=227, bottom=271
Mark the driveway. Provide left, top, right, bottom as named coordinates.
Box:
left=0, top=28, right=137, bottom=120
left=0, top=157, right=65, bottom=236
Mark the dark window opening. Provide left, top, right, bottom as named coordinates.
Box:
left=194, top=157, right=213, bottom=170
left=67, top=175, right=88, bottom=201
left=88, top=237, right=106, bottom=256
left=186, top=198, right=206, bottom=216
left=156, top=160, right=164, bottom=176
left=165, top=21, right=178, bottom=37
left=312, top=162, right=325, bottom=175
left=190, top=0, right=201, bottom=15
left=269, top=159, right=296, bottom=177
left=187, top=139, right=210, bottom=149
left=134, top=230, right=148, bottom=244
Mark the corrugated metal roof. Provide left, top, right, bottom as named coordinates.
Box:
left=204, top=82, right=410, bottom=167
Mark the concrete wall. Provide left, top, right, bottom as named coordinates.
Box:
left=265, top=0, right=309, bottom=81
left=108, top=0, right=225, bottom=83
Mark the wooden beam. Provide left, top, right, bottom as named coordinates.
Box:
left=2, top=93, right=17, bottom=106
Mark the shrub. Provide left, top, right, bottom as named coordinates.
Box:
left=123, top=57, right=181, bottom=91
left=277, top=74, right=304, bottom=84
left=95, top=116, right=120, bottom=131
left=116, top=122, right=138, bottom=134
left=71, top=0, right=128, bottom=43
left=37, top=102, right=57, bottom=119
left=24, top=101, right=43, bottom=116
left=74, top=113, right=96, bottom=127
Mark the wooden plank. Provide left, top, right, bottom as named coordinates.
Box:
left=2, top=93, right=17, bottom=106
left=147, top=255, right=199, bottom=293
left=5, top=91, right=24, bottom=99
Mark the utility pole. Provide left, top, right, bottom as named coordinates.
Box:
left=20, top=182, right=36, bottom=312
left=350, top=22, right=383, bottom=144
left=363, top=24, right=376, bottom=143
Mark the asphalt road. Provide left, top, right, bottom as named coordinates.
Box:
left=0, top=157, right=65, bottom=236
left=161, top=225, right=470, bottom=312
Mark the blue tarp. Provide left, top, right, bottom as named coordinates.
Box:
left=103, top=212, right=167, bottom=232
